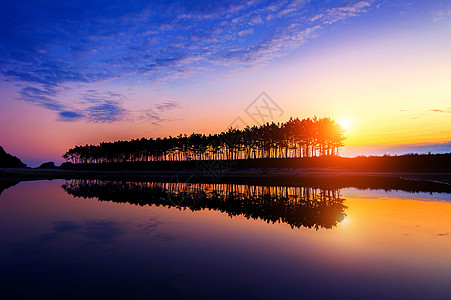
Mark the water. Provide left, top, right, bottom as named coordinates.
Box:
left=1, top=179, right=450, bottom=299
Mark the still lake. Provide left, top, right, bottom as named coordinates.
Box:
left=1, top=179, right=450, bottom=299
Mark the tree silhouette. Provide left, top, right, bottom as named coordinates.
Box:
left=63, top=117, right=346, bottom=164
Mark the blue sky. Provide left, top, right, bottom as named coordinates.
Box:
left=0, top=0, right=450, bottom=166
left=0, top=0, right=386, bottom=122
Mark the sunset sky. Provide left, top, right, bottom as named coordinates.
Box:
left=1, top=0, right=450, bottom=166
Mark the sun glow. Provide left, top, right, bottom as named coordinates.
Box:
left=340, top=216, right=350, bottom=226
left=338, top=119, right=351, bottom=131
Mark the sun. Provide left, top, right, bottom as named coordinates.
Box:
left=340, top=216, right=350, bottom=226
left=338, top=119, right=351, bottom=131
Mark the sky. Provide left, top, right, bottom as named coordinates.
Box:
left=0, top=0, right=450, bottom=166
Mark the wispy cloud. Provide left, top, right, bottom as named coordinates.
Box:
left=400, top=107, right=451, bottom=120
left=0, top=0, right=381, bottom=122
left=429, top=108, right=451, bottom=114
left=155, top=101, right=180, bottom=112
left=86, top=100, right=127, bottom=123
left=139, top=100, right=181, bottom=125
left=433, top=7, right=451, bottom=22
left=310, top=1, right=372, bottom=24
left=19, top=86, right=63, bottom=111
left=58, top=111, right=85, bottom=122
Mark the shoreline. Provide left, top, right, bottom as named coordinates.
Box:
left=1, top=167, right=450, bottom=193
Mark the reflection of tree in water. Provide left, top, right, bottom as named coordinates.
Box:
left=62, top=180, right=347, bottom=230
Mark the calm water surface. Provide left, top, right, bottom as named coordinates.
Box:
left=1, top=180, right=450, bottom=299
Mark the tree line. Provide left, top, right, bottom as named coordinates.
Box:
left=63, top=117, right=346, bottom=164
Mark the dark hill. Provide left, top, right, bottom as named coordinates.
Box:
left=37, top=161, right=57, bottom=169
left=0, top=146, right=27, bottom=168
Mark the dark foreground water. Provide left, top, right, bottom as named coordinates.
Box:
left=1, top=180, right=451, bottom=299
